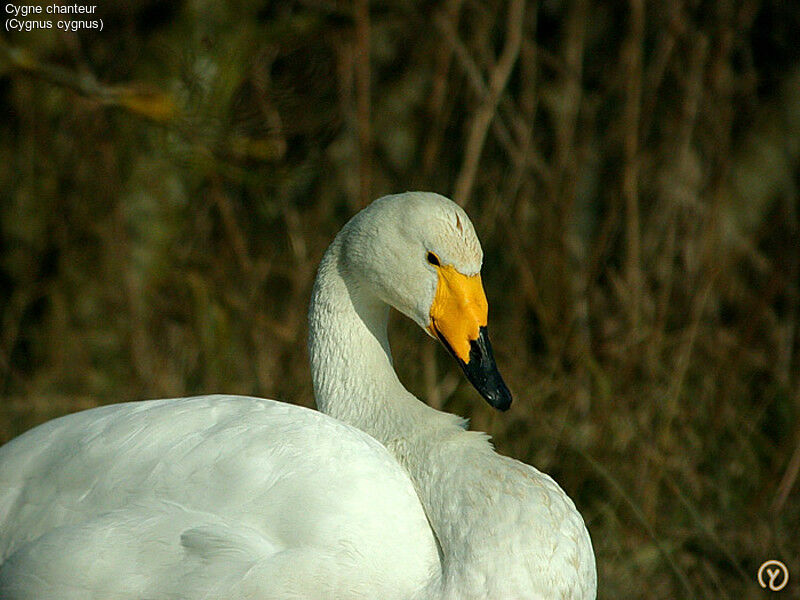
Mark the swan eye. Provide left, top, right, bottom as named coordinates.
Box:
left=426, top=252, right=441, bottom=266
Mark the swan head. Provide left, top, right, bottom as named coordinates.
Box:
left=340, top=192, right=512, bottom=411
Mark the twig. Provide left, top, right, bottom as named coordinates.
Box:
left=647, top=33, right=708, bottom=374
left=576, top=448, right=698, bottom=598
left=210, top=181, right=253, bottom=276
left=664, top=477, right=751, bottom=583
left=434, top=11, right=549, bottom=183
left=0, top=41, right=284, bottom=167
left=640, top=2, right=685, bottom=138
left=621, top=0, right=644, bottom=331
left=421, top=0, right=465, bottom=180
left=0, top=42, right=175, bottom=123
left=774, top=420, right=800, bottom=512
left=354, top=0, right=372, bottom=207
left=452, top=0, right=525, bottom=207
left=647, top=278, right=713, bottom=521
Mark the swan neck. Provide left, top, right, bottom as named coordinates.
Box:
left=308, top=235, right=520, bottom=597
left=308, top=238, right=402, bottom=426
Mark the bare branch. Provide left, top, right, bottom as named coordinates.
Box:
left=451, top=0, right=525, bottom=207
left=354, top=0, right=372, bottom=207
left=621, top=0, right=645, bottom=331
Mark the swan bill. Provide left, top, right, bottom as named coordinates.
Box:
left=435, top=325, right=512, bottom=411
left=427, top=266, right=512, bottom=411
left=427, top=266, right=488, bottom=363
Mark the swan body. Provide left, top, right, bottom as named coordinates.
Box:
left=0, top=191, right=596, bottom=599
left=0, top=396, right=439, bottom=599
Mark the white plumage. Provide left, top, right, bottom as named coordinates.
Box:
left=0, top=397, right=438, bottom=599
left=0, top=192, right=596, bottom=599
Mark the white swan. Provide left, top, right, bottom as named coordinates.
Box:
left=0, top=192, right=596, bottom=599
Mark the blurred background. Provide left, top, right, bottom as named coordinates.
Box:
left=1, top=0, right=799, bottom=597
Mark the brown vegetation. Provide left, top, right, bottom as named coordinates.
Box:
left=1, top=1, right=799, bottom=597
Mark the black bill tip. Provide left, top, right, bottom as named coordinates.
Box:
left=436, top=325, right=513, bottom=411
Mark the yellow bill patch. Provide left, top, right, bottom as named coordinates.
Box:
left=427, top=265, right=488, bottom=363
